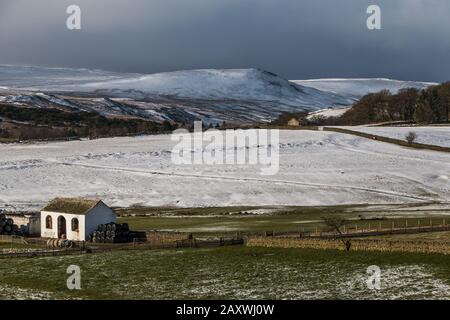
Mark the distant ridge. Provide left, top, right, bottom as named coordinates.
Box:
left=292, top=78, right=436, bottom=100
left=0, top=65, right=436, bottom=123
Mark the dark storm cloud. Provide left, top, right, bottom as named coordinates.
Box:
left=0, top=0, right=449, bottom=82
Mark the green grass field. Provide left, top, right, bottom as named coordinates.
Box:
left=119, top=213, right=449, bottom=236
left=0, top=246, right=449, bottom=300
left=0, top=242, right=46, bottom=250
left=2, top=204, right=449, bottom=300
left=116, top=203, right=450, bottom=236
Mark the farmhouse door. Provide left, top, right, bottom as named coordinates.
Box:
left=58, top=216, right=67, bottom=239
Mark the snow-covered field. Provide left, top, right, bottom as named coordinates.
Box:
left=345, top=126, right=450, bottom=148
left=0, top=130, right=449, bottom=210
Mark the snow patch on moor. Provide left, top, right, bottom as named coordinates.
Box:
left=347, top=126, right=450, bottom=148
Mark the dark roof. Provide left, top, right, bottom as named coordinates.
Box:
left=42, top=198, right=102, bottom=215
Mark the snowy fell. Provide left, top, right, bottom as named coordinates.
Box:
left=0, top=65, right=437, bottom=123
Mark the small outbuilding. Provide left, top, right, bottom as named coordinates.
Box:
left=40, top=198, right=116, bottom=241
left=287, top=118, right=300, bottom=127
left=5, top=212, right=41, bottom=235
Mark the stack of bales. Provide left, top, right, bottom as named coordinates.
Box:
left=46, top=239, right=75, bottom=249
left=0, top=214, right=20, bottom=235
left=90, top=222, right=131, bottom=243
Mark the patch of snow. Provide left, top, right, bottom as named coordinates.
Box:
left=307, top=107, right=351, bottom=120
left=0, top=284, right=54, bottom=300
left=344, top=126, right=450, bottom=148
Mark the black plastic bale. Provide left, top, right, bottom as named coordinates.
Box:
left=89, top=222, right=135, bottom=243
left=115, top=237, right=125, bottom=243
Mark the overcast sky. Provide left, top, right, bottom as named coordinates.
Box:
left=0, top=0, right=449, bottom=82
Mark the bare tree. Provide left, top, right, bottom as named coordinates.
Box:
left=322, top=216, right=352, bottom=251
left=405, top=131, right=418, bottom=145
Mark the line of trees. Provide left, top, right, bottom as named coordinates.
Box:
left=339, top=82, right=450, bottom=125
left=0, top=104, right=178, bottom=141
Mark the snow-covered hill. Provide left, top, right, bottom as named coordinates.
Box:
left=72, top=69, right=355, bottom=108
left=0, top=65, right=438, bottom=123
left=292, top=78, right=436, bottom=101
left=0, top=66, right=352, bottom=108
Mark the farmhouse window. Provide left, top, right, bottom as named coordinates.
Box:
left=46, top=215, right=52, bottom=229
left=71, top=218, right=79, bottom=232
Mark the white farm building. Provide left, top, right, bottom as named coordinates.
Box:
left=41, top=198, right=116, bottom=241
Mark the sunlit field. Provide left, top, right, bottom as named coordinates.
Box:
left=1, top=246, right=449, bottom=300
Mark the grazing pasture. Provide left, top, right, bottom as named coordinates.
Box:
left=0, top=246, right=449, bottom=300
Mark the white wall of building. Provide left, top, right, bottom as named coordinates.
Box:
left=40, top=211, right=86, bottom=241
left=40, top=201, right=116, bottom=241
